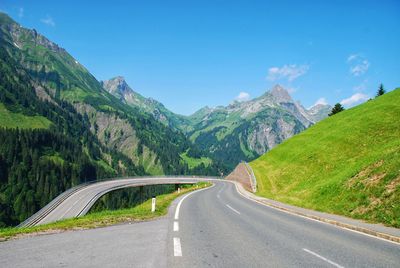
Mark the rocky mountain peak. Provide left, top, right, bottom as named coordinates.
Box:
left=270, top=84, right=293, bottom=103
left=307, top=103, right=332, bottom=122
left=102, top=76, right=132, bottom=95
left=113, top=75, right=126, bottom=83
left=309, top=103, right=330, bottom=109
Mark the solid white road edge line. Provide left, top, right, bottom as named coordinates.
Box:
left=303, top=248, right=344, bottom=268
left=226, top=204, right=241, bottom=215
left=172, top=183, right=215, bottom=258
left=174, top=184, right=215, bottom=220
left=173, top=237, right=182, bottom=257
left=228, top=181, right=400, bottom=246
left=174, top=221, right=179, bottom=232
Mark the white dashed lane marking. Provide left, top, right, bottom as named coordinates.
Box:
left=226, top=204, right=241, bottom=215
left=303, top=248, right=344, bottom=268
left=174, top=237, right=182, bottom=257
left=174, top=221, right=179, bottom=232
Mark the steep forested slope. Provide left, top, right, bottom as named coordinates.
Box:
left=0, top=13, right=223, bottom=175
left=0, top=12, right=225, bottom=226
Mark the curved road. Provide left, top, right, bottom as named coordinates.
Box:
left=24, top=177, right=211, bottom=226
left=169, top=181, right=399, bottom=267
left=2, top=181, right=399, bottom=267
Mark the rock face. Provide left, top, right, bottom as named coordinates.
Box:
left=270, top=84, right=293, bottom=103
left=225, top=163, right=253, bottom=192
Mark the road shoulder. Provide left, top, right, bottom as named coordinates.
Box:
left=231, top=181, right=400, bottom=244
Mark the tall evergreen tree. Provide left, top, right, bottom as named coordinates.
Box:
left=328, top=103, right=345, bottom=116
left=376, top=83, right=385, bottom=97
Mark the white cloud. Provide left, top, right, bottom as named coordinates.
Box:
left=308, top=97, right=328, bottom=109
left=18, top=7, right=24, bottom=18
left=347, top=54, right=370, bottom=76
left=353, top=79, right=368, bottom=92
left=41, top=15, right=55, bottom=26
left=340, top=93, right=369, bottom=107
left=235, top=92, right=250, bottom=102
left=350, top=60, right=370, bottom=76
left=267, top=64, right=309, bottom=82
left=347, top=54, right=359, bottom=62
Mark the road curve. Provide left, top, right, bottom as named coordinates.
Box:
left=22, top=177, right=213, bottom=227
left=169, top=181, right=400, bottom=267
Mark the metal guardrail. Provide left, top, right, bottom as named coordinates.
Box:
left=244, top=162, right=257, bottom=193
left=19, top=175, right=222, bottom=227
left=83, top=175, right=222, bottom=183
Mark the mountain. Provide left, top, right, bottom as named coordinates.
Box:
left=182, top=85, right=331, bottom=169
left=307, top=103, right=333, bottom=122
left=250, top=88, right=400, bottom=227
left=102, top=77, right=331, bottom=169
left=0, top=12, right=224, bottom=226
left=102, top=76, right=189, bottom=130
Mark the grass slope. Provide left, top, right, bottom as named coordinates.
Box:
left=180, top=150, right=212, bottom=169
left=250, top=89, right=400, bottom=227
left=0, top=103, right=52, bottom=129
left=0, top=182, right=210, bottom=241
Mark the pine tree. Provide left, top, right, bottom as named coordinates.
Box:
left=376, top=83, right=385, bottom=97
left=328, top=103, right=345, bottom=116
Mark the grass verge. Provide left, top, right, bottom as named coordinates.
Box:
left=0, top=182, right=211, bottom=241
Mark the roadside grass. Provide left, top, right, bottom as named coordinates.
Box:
left=0, top=182, right=211, bottom=241
left=250, top=88, right=400, bottom=227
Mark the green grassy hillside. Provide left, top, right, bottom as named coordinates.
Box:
left=0, top=103, right=52, bottom=129
left=180, top=150, right=212, bottom=169
left=250, top=89, right=400, bottom=227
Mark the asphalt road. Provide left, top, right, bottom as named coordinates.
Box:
left=168, top=181, right=399, bottom=267
left=1, top=181, right=399, bottom=267
left=28, top=177, right=206, bottom=226
left=0, top=219, right=169, bottom=268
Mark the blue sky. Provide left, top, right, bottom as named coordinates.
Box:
left=1, top=1, right=399, bottom=115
